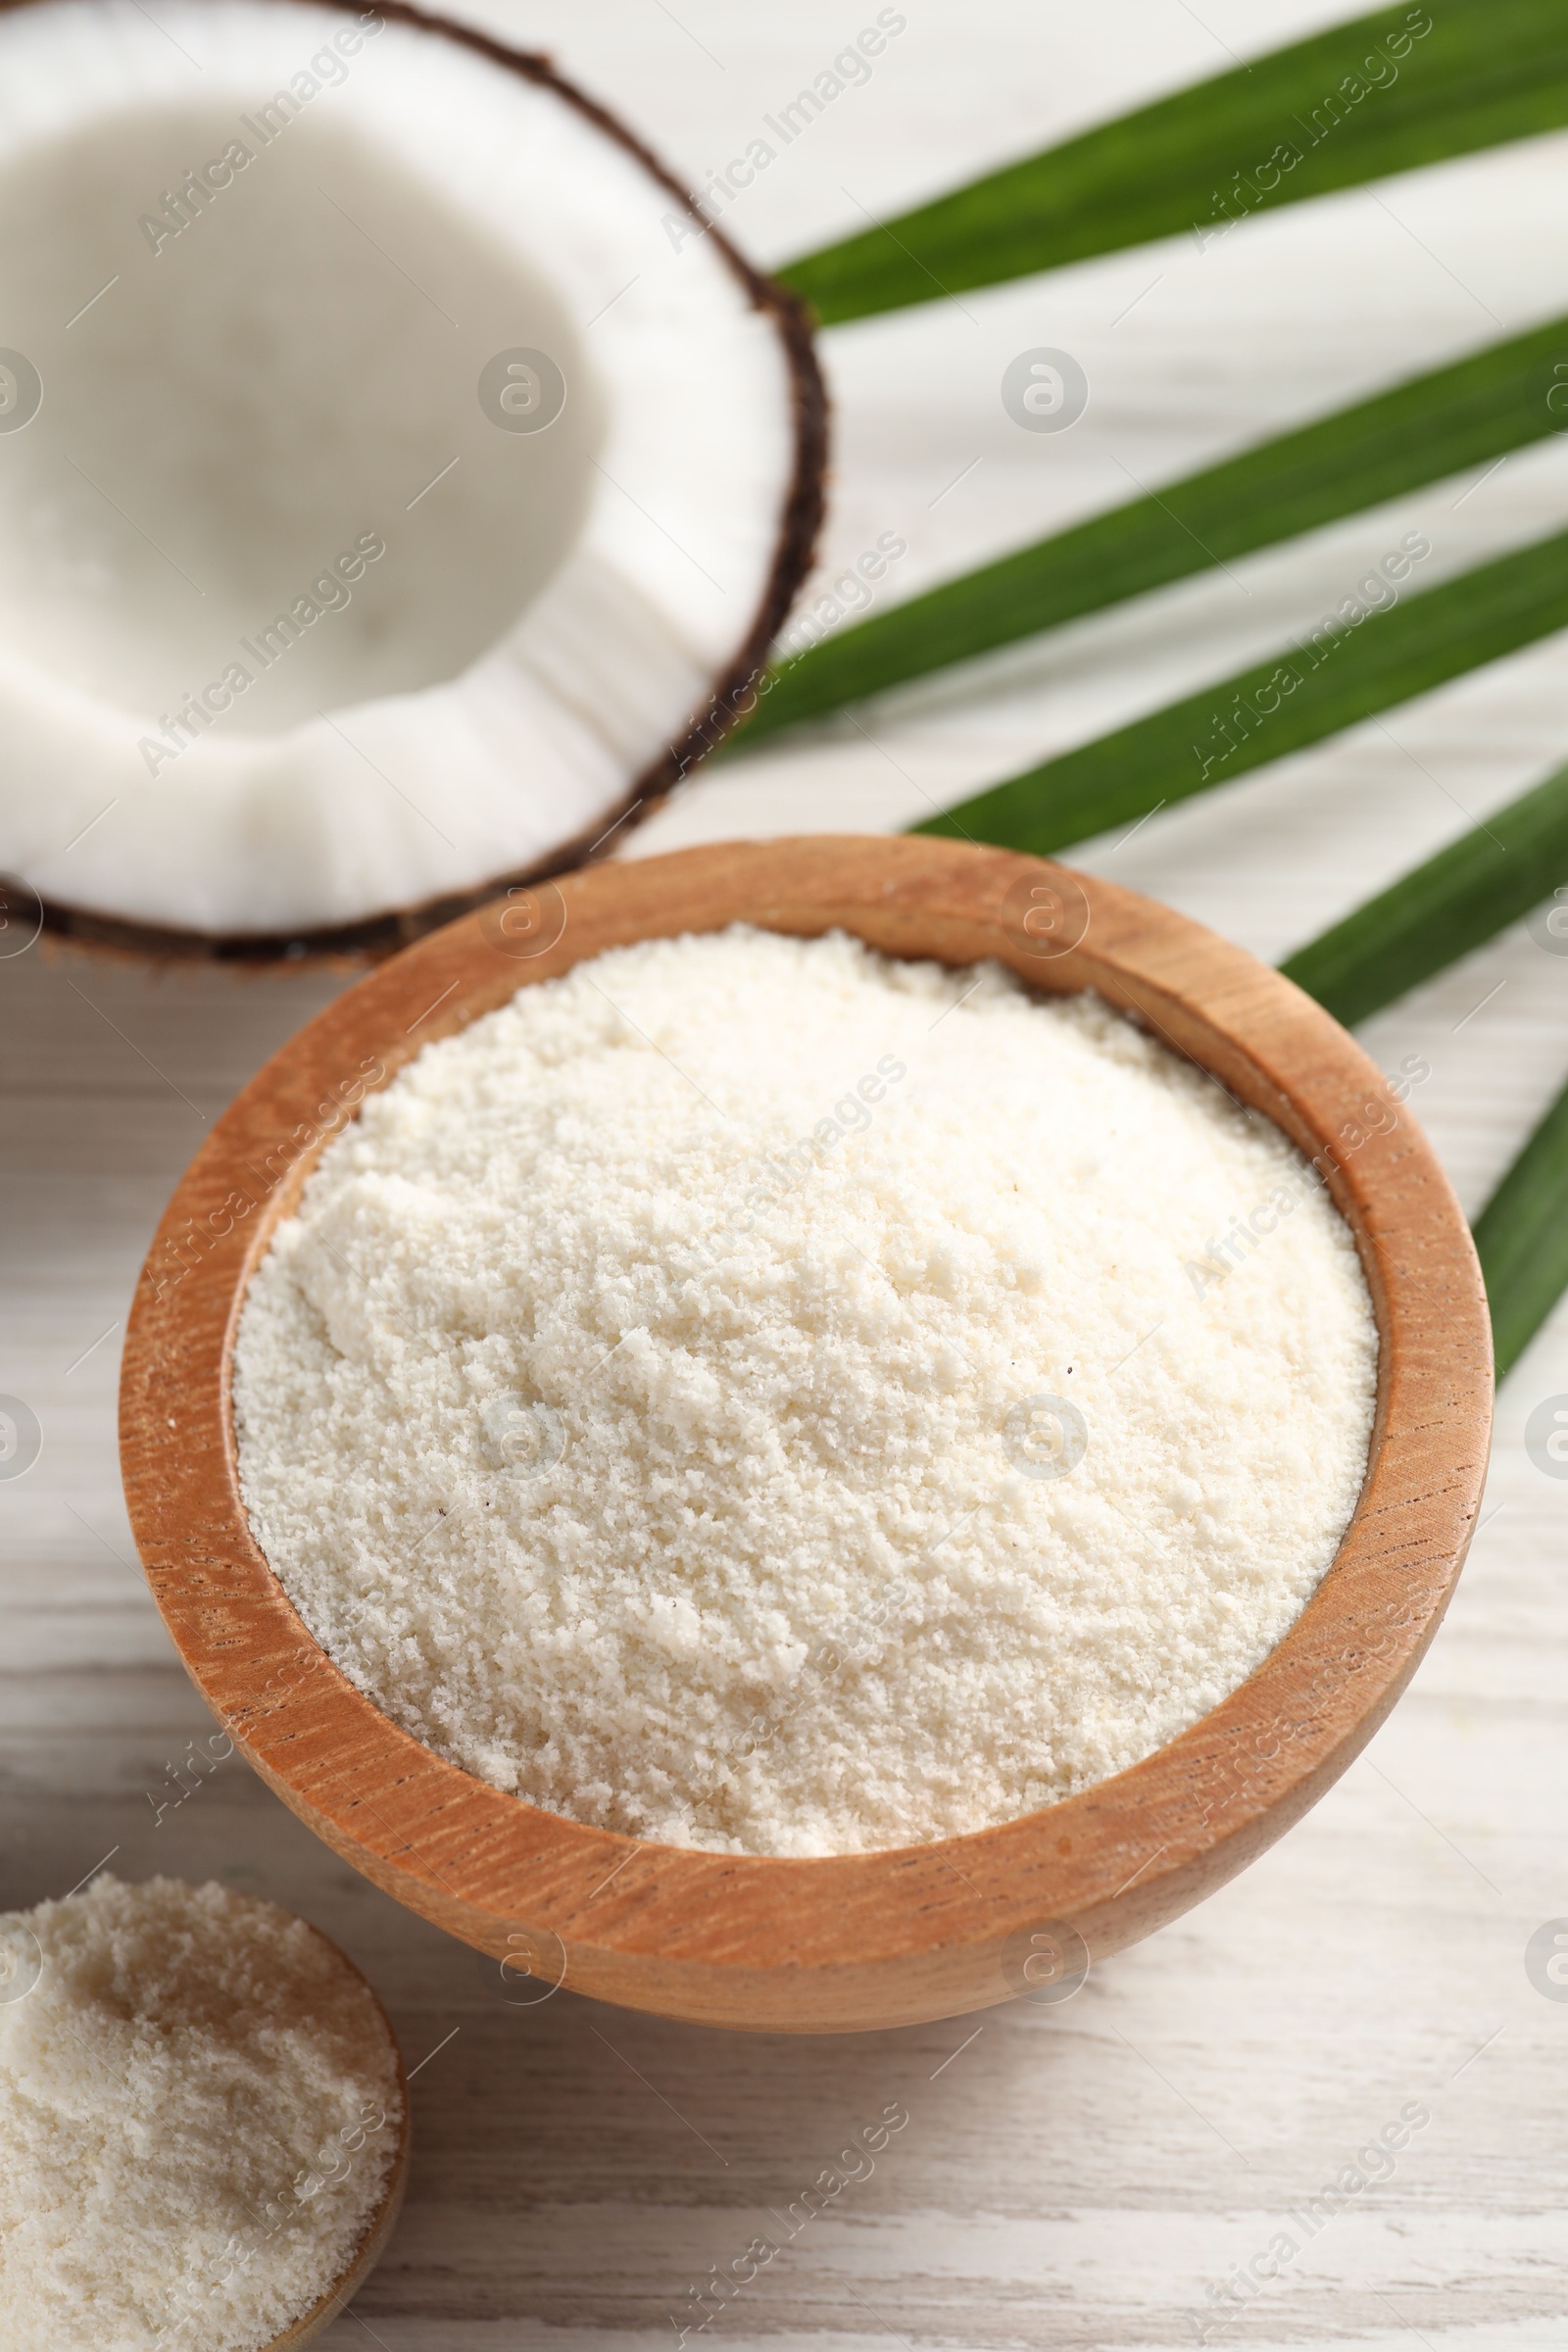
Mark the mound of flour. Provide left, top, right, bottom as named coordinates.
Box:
left=0, top=1875, right=402, bottom=2352
left=233, top=925, right=1377, bottom=1856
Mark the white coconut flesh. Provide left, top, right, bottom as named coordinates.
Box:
left=0, top=0, right=806, bottom=937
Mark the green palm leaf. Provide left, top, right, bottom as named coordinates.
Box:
left=1274, top=766, right=1568, bottom=1377
left=1280, top=758, right=1568, bottom=1025
left=737, top=317, right=1568, bottom=748
left=1474, top=1078, right=1568, bottom=1376
left=913, top=525, right=1568, bottom=856
left=781, top=0, right=1568, bottom=324
left=776, top=0, right=1568, bottom=1382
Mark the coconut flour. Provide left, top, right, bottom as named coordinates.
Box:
left=233, top=926, right=1378, bottom=1855
left=0, top=1874, right=402, bottom=2352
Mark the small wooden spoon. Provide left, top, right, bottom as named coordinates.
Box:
left=260, top=1939, right=411, bottom=2352
left=264, top=2115, right=409, bottom=2349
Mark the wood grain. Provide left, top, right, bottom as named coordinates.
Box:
left=118, top=838, right=1492, bottom=2033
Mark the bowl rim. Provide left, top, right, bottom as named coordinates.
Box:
left=119, top=835, right=1493, bottom=2032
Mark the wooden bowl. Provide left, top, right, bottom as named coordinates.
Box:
left=120, top=838, right=1492, bottom=2034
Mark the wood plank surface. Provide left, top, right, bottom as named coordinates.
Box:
left=3, top=1, right=1567, bottom=2343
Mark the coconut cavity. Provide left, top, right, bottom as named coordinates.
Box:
left=0, top=1, right=811, bottom=937
left=0, top=102, right=602, bottom=730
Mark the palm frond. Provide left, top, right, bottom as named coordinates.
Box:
left=782, top=1, right=1568, bottom=324
left=1474, top=1078, right=1568, bottom=1376
left=737, top=316, right=1568, bottom=747
left=1280, top=759, right=1568, bottom=1025
left=912, top=526, right=1568, bottom=855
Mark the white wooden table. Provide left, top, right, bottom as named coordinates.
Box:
left=4, top=4, right=1567, bottom=2344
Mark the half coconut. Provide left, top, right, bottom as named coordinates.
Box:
left=0, top=0, right=825, bottom=956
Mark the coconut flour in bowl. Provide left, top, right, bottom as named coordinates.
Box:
left=233, top=925, right=1378, bottom=1856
